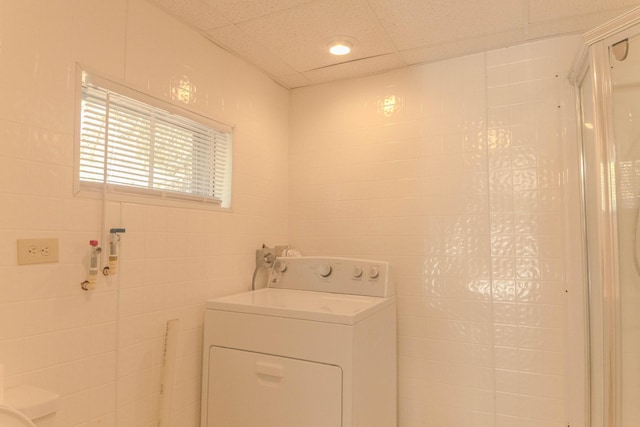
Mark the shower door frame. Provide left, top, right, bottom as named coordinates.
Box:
left=571, top=6, right=640, bottom=427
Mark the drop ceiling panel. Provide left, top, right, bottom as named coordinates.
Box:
left=236, top=0, right=397, bottom=71
left=203, top=0, right=316, bottom=25
left=400, top=29, right=525, bottom=66
left=526, top=8, right=632, bottom=39
left=150, top=0, right=232, bottom=30
left=277, top=73, right=312, bottom=88
left=369, top=0, right=528, bottom=50
left=529, top=0, right=639, bottom=23
left=145, top=0, right=640, bottom=88
left=207, top=24, right=298, bottom=77
left=302, top=52, right=405, bottom=85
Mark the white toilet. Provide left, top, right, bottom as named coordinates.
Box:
left=0, top=405, right=36, bottom=427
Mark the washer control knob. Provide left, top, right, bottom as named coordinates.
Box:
left=318, top=264, right=333, bottom=278
left=274, top=260, right=288, bottom=273
left=369, top=266, right=380, bottom=279
left=352, top=266, right=363, bottom=278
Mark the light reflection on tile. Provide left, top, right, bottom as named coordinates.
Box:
left=516, top=236, right=539, bottom=257
left=492, top=280, right=517, bottom=301
left=1, top=0, right=292, bottom=425
left=491, top=236, right=515, bottom=257
left=289, top=35, right=577, bottom=426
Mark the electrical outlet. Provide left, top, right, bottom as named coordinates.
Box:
left=17, top=238, right=59, bottom=265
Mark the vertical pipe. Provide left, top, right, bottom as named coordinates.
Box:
left=158, top=319, right=179, bottom=427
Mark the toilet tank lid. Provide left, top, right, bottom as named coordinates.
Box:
left=4, top=385, right=59, bottom=420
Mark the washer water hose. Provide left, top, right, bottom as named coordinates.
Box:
left=252, top=249, right=276, bottom=290
left=251, top=265, right=261, bottom=291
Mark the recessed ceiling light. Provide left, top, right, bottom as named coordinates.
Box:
left=328, top=41, right=353, bottom=56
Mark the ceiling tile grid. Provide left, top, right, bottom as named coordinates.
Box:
left=526, top=6, right=638, bottom=39
left=302, top=52, right=406, bottom=85
left=400, top=29, right=526, bottom=67
left=528, top=0, right=640, bottom=23
left=146, top=0, right=640, bottom=88
left=205, top=0, right=316, bottom=24
left=206, top=24, right=299, bottom=77
left=149, top=0, right=232, bottom=30
left=235, top=0, right=398, bottom=71
left=367, top=0, right=528, bottom=49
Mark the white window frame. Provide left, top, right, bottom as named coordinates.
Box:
left=73, top=66, right=233, bottom=209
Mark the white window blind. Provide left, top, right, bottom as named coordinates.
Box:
left=78, top=73, right=232, bottom=207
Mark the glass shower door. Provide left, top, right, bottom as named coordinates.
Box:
left=610, top=32, right=640, bottom=426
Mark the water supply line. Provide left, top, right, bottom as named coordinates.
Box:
left=98, top=92, right=112, bottom=276
left=250, top=266, right=261, bottom=291
left=81, top=91, right=111, bottom=292
left=252, top=245, right=276, bottom=290
left=103, top=228, right=126, bottom=276
left=81, top=240, right=101, bottom=290
left=250, top=245, right=301, bottom=290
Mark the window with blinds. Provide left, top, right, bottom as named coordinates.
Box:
left=77, top=71, right=232, bottom=207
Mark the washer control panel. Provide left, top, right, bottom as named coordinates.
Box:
left=268, top=257, right=394, bottom=298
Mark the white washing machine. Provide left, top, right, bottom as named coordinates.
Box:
left=201, top=256, right=397, bottom=427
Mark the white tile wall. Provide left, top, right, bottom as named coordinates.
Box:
left=0, top=1, right=288, bottom=426
left=290, top=35, right=581, bottom=426
left=0, top=0, right=585, bottom=425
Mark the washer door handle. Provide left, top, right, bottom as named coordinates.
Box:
left=255, top=361, right=285, bottom=380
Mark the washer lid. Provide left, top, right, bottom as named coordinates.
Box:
left=4, top=385, right=59, bottom=421
left=0, top=406, right=36, bottom=427
left=206, top=288, right=394, bottom=325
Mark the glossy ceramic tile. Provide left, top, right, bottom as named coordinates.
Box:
left=0, top=0, right=583, bottom=424
left=290, top=35, right=578, bottom=426
left=0, top=1, right=289, bottom=426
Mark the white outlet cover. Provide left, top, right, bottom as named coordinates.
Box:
left=17, top=238, right=59, bottom=265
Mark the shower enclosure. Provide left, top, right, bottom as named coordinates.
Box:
left=572, top=6, right=640, bottom=426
